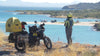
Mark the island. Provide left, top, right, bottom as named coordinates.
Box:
left=13, top=9, right=100, bottom=19
left=62, top=2, right=100, bottom=9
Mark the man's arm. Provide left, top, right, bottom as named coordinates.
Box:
left=72, top=20, right=74, bottom=26
left=64, top=21, right=67, bottom=26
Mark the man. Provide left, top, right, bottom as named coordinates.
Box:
left=64, top=13, right=74, bottom=46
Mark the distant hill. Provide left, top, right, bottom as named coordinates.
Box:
left=0, top=0, right=66, bottom=7
left=62, top=2, right=100, bottom=9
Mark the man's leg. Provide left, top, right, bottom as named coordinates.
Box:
left=69, top=28, right=72, bottom=45
left=67, top=32, right=71, bottom=45
left=66, top=30, right=70, bottom=45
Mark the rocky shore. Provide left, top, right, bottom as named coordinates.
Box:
left=94, top=23, right=100, bottom=31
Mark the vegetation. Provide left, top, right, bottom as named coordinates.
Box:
left=0, top=30, right=6, bottom=45
left=62, top=2, right=100, bottom=9
left=0, top=30, right=100, bottom=56
left=94, top=23, right=100, bottom=31
left=15, top=9, right=100, bottom=19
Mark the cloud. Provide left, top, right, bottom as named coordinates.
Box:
left=21, top=0, right=100, bottom=3
left=21, top=0, right=76, bottom=3
left=0, top=0, right=100, bottom=7
left=79, top=0, right=100, bottom=3
left=0, top=0, right=7, bottom=1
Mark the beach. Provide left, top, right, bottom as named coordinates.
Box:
left=0, top=21, right=98, bottom=26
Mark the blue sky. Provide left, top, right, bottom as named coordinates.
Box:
left=0, top=0, right=100, bottom=7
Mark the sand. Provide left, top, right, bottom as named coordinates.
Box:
left=0, top=30, right=7, bottom=45
left=0, top=21, right=99, bottom=26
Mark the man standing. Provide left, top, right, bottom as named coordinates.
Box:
left=64, top=13, right=74, bottom=46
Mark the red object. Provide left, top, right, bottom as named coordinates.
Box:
left=22, top=25, right=25, bottom=29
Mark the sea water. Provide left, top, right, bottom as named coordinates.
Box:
left=0, top=6, right=100, bottom=45
left=0, top=23, right=100, bottom=45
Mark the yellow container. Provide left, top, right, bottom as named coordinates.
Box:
left=33, top=32, right=38, bottom=36
left=6, top=17, right=22, bottom=32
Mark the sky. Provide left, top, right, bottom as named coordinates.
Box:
left=0, top=0, right=100, bottom=7
left=21, top=0, right=100, bottom=3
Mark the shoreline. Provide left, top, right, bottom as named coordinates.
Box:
left=6, top=11, right=100, bottom=19
left=0, top=21, right=99, bottom=26
left=0, top=29, right=100, bottom=45
left=17, top=11, right=100, bottom=19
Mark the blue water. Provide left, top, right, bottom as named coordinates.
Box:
left=0, top=6, right=100, bottom=45
left=0, top=6, right=62, bottom=11
left=0, top=11, right=100, bottom=22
